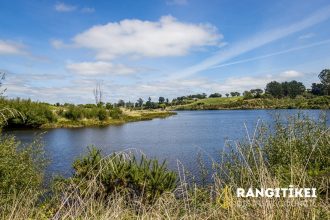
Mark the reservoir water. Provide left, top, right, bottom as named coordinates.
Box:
left=6, top=110, right=330, bottom=180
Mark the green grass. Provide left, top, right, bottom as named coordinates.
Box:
left=173, top=96, right=330, bottom=110
left=40, top=111, right=176, bottom=128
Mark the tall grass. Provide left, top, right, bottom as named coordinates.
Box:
left=0, top=113, right=329, bottom=219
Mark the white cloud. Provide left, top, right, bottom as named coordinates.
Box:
left=81, top=7, right=95, bottom=13
left=279, top=70, right=302, bottom=78
left=166, top=0, right=188, bottom=5
left=54, top=2, right=76, bottom=12
left=72, top=15, right=221, bottom=60
left=66, top=61, right=138, bottom=75
left=0, top=40, right=26, bottom=55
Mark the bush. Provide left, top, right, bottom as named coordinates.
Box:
left=97, top=108, right=108, bottom=121
left=109, top=107, right=122, bottom=119
left=64, top=106, right=83, bottom=121
left=70, top=147, right=177, bottom=203
left=0, top=98, right=57, bottom=127
left=0, top=134, right=47, bottom=194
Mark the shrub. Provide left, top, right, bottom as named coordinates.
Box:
left=0, top=98, right=57, bottom=127
left=0, top=133, right=47, bottom=194
left=70, top=147, right=177, bottom=203
left=109, top=107, right=122, bottom=119
left=64, top=106, right=83, bottom=121
left=97, top=108, right=108, bottom=121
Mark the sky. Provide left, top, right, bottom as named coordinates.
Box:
left=1, top=0, right=330, bottom=104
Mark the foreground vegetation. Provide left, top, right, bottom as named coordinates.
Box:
left=0, top=113, right=329, bottom=219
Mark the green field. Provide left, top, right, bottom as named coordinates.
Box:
left=172, top=96, right=330, bottom=110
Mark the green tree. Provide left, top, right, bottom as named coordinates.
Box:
left=311, top=83, right=325, bottom=96
left=117, top=99, right=125, bottom=107
left=318, top=69, right=330, bottom=95
left=136, top=98, right=143, bottom=107
left=281, top=80, right=305, bottom=98
left=145, top=97, right=152, bottom=109
left=230, top=92, right=240, bottom=97
left=105, top=102, right=113, bottom=109
left=243, top=91, right=254, bottom=99
left=209, top=93, right=222, bottom=98
left=250, top=89, right=263, bottom=98
left=158, top=97, right=165, bottom=104
left=265, top=81, right=283, bottom=98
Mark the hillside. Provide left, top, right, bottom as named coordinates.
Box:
left=171, top=96, right=330, bottom=110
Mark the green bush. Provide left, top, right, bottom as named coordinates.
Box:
left=64, top=106, right=83, bottom=121
left=70, top=147, right=177, bottom=203
left=109, top=107, right=122, bottom=119
left=97, top=108, right=108, bottom=121
left=0, top=134, right=47, bottom=194
left=0, top=98, right=57, bottom=127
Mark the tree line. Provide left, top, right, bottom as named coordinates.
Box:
left=76, top=69, right=330, bottom=109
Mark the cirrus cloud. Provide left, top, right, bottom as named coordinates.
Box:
left=72, top=15, right=222, bottom=60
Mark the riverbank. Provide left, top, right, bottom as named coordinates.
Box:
left=171, top=96, right=330, bottom=110
left=0, top=98, right=176, bottom=129
left=41, top=109, right=176, bottom=128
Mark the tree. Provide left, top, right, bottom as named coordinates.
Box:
left=318, top=69, right=330, bottom=95
left=230, top=92, right=240, bottom=97
left=243, top=91, right=254, bottom=99
left=225, top=93, right=229, bottom=98
left=281, top=80, right=305, bottom=98
left=158, top=97, right=165, bottom=104
left=126, top=101, right=134, bottom=108
left=117, top=99, right=125, bottom=107
left=136, top=98, right=143, bottom=107
left=209, top=93, right=222, bottom=98
left=265, top=81, right=283, bottom=98
left=145, top=97, right=152, bottom=109
left=311, top=83, right=325, bottom=96
left=93, top=83, right=103, bottom=105
left=250, top=89, right=263, bottom=98
left=105, top=102, right=113, bottom=109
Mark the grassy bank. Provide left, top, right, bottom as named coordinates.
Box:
left=172, top=96, right=330, bottom=110
left=0, top=113, right=329, bottom=219
left=0, top=98, right=176, bottom=129
left=41, top=109, right=176, bottom=128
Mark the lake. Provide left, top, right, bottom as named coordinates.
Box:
left=6, top=109, right=330, bottom=181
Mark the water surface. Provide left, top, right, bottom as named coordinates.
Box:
left=6, top=110, right=329, bottom=180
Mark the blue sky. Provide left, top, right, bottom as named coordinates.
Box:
left=1, top=0, right=330, bottom=104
